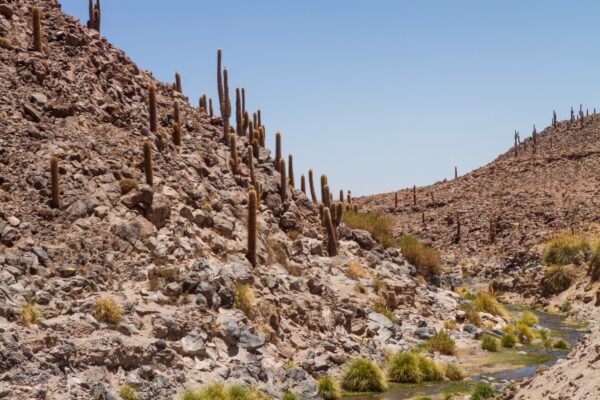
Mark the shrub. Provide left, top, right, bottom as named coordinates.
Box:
left=342, top=212, right=394, bottom=248
left=386, top=352, right=423, bottom=383
left=501, top=333, right=517, bottom=348
left=444, top=320, right=458, bottom=330
left=282, top=392, right=297, bottom=400
left=118, top=384, right=138, bottom=400
left=179, top=384, right=268, bottom=400
left=515, top=322, right=535, bottom=344
left=472, top=292, right=507, bottom=319
left=542, top=235, right=588, bottom=266
left=481, top=335, right=499, bottom=352
left=372, top=302, right=397, bottom=323
left=425, top=331, right=456, bottom=355
left=93, top=298, right=123, bottom=324
left=418, top=356, right=444, bottom=382
left=444, top=363, right=465, bottom=381
left=283, top=360, right=297, bottom=371
left=399, top=235, right=441, bottom=276
left=463, top=305, right=482, bottom=327
left=553, top=339, right=569, bottom=350
left=590, top=240, right=600, bottom=281
left=119, top=178, right=139, bottom=194
left=372, top=276, right=386, bottom=294
left=20, top=302, right=42, bottom=326
left=340, top=359, right=387, bottom=392
left=541, top=265, right=576, bottom=294
left=559, top=300, right=572, bottom=313
left=518, top=311, right=539, bottom=327
left=347, top=261, right=367, bottom=280
left=470, top=383, right=495, bottom=400
left=234, top=284, right=255, bottom=317
left=317, top=376, right=341, bottom=400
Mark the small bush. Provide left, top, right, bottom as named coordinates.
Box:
left=444, top=363, right=465, bottom=381
left=180, top=384, right=268, bottom=400
left=282, top=392, right=298, bottom=400
left=386, top=352, right=423, bottom=383
left=93, top=298, right=123, bottom=324
left=590, top=240, right=600, bottom=281
left=515, top=322, right=535, bottom=344
left=559, top=300, right=572, bottom=313
left=119, top=178, right=139, bottom=194
left=234, top=283, right=255, bottom=317
left=472, top=292, right=507, bottom=319
left=425, top=331, right=456, bottom=355
left=399, top=235, right=441, bottom=276
left=418, top=356, right=444, bottom=382
left=542, top=235, right=588, bottom=266
left=481, top=335, right=499, bottom=352
left=553, top=339, right=569, bottom=350
left=20, top=302, right=42, bottom=326
left=372, top=302, right=397, bottom=323
left=501, top=333, right=517, bottom=348
left=342, top=212, right=394, bottom=248
left=463, top=305, right=482, bottom=327
left=347, top=261, right=367, bottom=280
left=542, top=264, right=576, bottom=294
left=317, top=376, right=341, bottom=400
left=517, top=311, right=539, bottom=327
left=444, top=320, right=458, bottom=330
left=118, top=384, right=138, bottom=400
left=470, top=383, right=495, bottom=400
left=341, top=359, right=388, bottom=393
left=283, top=360, right=297, bottom=371
left=372, top=276, right=386, bottom=294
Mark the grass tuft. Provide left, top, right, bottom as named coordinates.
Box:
left=234, top=283, right=255, bottom=317
left=399, top=235, right=441, bottom=276
left=386, top=352, right=423, bottom=383
left=282, top=392, right=298, bottom=400
left=481, top=335, right=499, bottom=352
left=590, top=240, right=600, bottom=281
left=317, top=375, right=341, bottom=400
left=425, top=331, right=456, bottom=355
left=517, top=311, right=539, bottom=327
left=342, top=212, right=394, bottom=248
left=470, top=382, right=495, bottom=400
left=541, top=264, right=576, bottom=294
left=472, top=292, right=507, bottom=319
left=501, top=333, right=517, bottom=348
left=118, top=384, right=138, bottom=400
left=119, top=178, right=139, bottom=194
left=93, top=298, right=123, bottom=324
left=542, top=234, right=588, bottom=266
left=444, top=363, right=465, bottom=381
left=20, top=302, right=42, bottom=326
left=553, top=339, right=569, bottom=350
left=347, top=261, right=367, bottom=280
left=341, top=358, right=388, bottom=393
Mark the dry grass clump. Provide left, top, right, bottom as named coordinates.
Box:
left=92, top=298, right=123, bottom=324
left=444, top=363, right=465, bottom=381
left=180, top=383, right=268, bottom=400
left=340, top=358, right=388, bottom=393
left=371, top=275, right=386, bottom=294
left=118, top=384, right=138, bottom=400
left=317, top=375, right=341, bottom=400
left=472, top=292, right=507, bottom=319
left=443, top=320, right=458, bottom=330
left=399, top=236, right=441, bottom=276
left=589, top=239, right=600, bottom=281
left=541, top=264, right=576, bottom=294
left=542, top=234, right=588, bottom=266
left=347, top=261, right=367, bottom=280
left=481, top=335, right=499, bottom=352
left=372, top=301, right=397, bottom=323
left=424, top=331, right=456, bottom=355
left=386, top=352, right=447, bottom=384
left=20, top=302, right=42, bottom=326
left=148, top=266, right=178, bottom=291
left=342, top=212, right=395, bottom=248
left=119, top=178, right=139, bottom=194
left=234, top=283, right=255, bottom=317
left=517, top=311, right=539, bottom=327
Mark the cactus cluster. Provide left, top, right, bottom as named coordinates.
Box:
left=87, top=0, right=101, bottom=32
left=32, top=6, right=43, bottom=53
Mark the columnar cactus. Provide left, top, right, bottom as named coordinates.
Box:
left=570, top=107, right=575, bottom=125
left=247, top=189, right=258, bottom=267
left=229, top=134, right=239, bottom=173
left=394, top=192, right=398, bottom=209
left=87, top=0, right=101, bottom=31
left=454, top=166, right=457, bottom=179
left=173, top=101, right=181, bottom=127
left=339, top=190, right=344, bottom=204
left=241, top=88, right=246, bottom=115
left=322, top=208, right=338, bottom=256
left=143, top=141, right=153, bottom=186
left=50, top=156, right=60, bottom=209
left=217, top=49, right=223, bottom=116
left=247, top=146, right=255, bottom=185
left=209, top=98, right=214, bottom=117
left=222, top=69, right=232, bottom=141
left=279, top=158, right=287, bottom=202
left=252, top=139, right=259, bottom=160
left=32, top=6, right=43, bottom=53
left=413, top=185, right=416, bottom=206
left=275, top=132, right=282, bottom=166
left=253, top=112, right=258, bottom=128
left=235, top=88, right=243, bottom=136
left=288, top=155, right=295, bottom=188
left=455, top=211, right=461, bottom=242
left=257, top=110, right=262, bottom=128
left=243, top=111, right=249, bottom=137
left=422, top=212, right=425, bottom=224
left=149, top=85, right=157, bottom=133
left=259, top=126, right=266, bottom=147
left=172, top=122, right=181, bottom=146
left=323, top=184, right=331, bottom=209
left=320, top=175, right=329, bottom=206
left=248, top=121, right=254, bottom=141
left=308, top=169, right=317, bottom=202
left=175, top=72, right=182, bottom=93
left=301, top=175, right=306, bottom=194
left=552, top=110, right=557, bottom=128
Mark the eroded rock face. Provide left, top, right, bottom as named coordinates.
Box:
left=0, top=1, right=463, bottom=399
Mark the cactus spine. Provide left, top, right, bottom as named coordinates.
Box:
left=175, top=72, right=182, bottom=93
left=229, top=134, right=239, bottom=173
left=247, top=189, right=258, bottom=267
left=279, top=158, right=287, bottom=203
left=322, top=208, right=338, bottom=256
left=275, top=132, right=282, bottom=167
left=288, top=154, right=295, bottom=188
left=50, top=156, right=60, bottom=209
left=301, top=175, right=306, bottom=194
left=308, top=169, right=317, bottom=202
left=32, top=6, right=43, bottom=53
left=143, top=141, right=153, bottom=186
left=149, top=85, right=157, bottom=133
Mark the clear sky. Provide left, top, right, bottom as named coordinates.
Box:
left=60, top=0, right=600, bottom=196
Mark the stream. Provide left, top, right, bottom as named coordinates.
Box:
left=346, top=308, right=587, bottom=400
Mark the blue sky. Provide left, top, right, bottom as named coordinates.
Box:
left=60, top=1, right=600, bottom=196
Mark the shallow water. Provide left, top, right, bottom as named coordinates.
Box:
left=345, top=308, right=586, bottom=400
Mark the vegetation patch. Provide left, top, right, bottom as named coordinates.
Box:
left=542, top=234, right=588, bottom=266
left=425, top=331, right=456, bottom=355
left=470, top=382, right=495, bottom=400
left=483, top=350, right=552, bottom=368
left=481, top=335, right=499, bottom=352
left=234, top=283, right=255, bottom=318
left=92, top=298, right=123, bottom=324
left=517, top=311, right=539, bottom=327
left=541, top=264, right=576, bottom=294
left=342, top=212, right=394, bottom=248
left=119, top=178, right=139, bottom=194
left=341, top=358, right=388, bottom=393
left=347, top=261, right=367, bottom=280
left=399, top=235, right=441, bottom=276
left=118, top=384, right=138, bottom=400
left=180, top=383, right=268, bottom=400
left=372, top=302, right=397, bottom=323
left=444, top=363, right=465, bottom=381
left=501, top=333, right=517, bottom=348
left=20, top=302, right=42, bottom=326
left=386, top=352, right=423, bottom=383
left=472, top=292, right=507, bottom=319
left=317, top=375, right=341, bottom=400
left=590, top=239, right=600, bottom=281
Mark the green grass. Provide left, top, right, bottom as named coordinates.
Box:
left=342, top=212, right=395, bottom=248
left=341, top=359, right=388, bottom=393
left=317, top=376, right=341, bottom=400
left=424, top=331, right=456, bottom=355
left=372, top=302, right=398, bottom=323
left=399, top=235, right=441, bottom=276
left=282, top=392, right=297, bottom=400
left=515, top=322, right=535, bottom=344
left=517, top=311, right=539, bottom=327
left=444, top=363, right=465, bottom=381
left=179, top=384, right=267, bottom=400
left=541, top=265, right=576, bottom=294
left=118, top=384, right=138, bottom=400
left=590, top=239, right=600, bottom=281
left=553, top=339, right=569, bottom=350
left=481, top=335, right=499, bottom=352
left=500, top=333, right=517, bottom=348
left=470, top=383, right=495, bottom=400
left=483, top=350, right=552, bottom=367
left=542, top=234, right=588, bottom=266
left=386, top=352, right=423, bottom=383
left=472, top=292, right=507, bottom=319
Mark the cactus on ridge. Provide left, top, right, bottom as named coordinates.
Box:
left=275, top=132, right=282, bottom=167
left=50, top=156, right=60, bottom=209
left=222, top=68, right=232, bottom=142
left=149, top=85, right=157, bottom=133
left=229, top=134, right=239, bottom=174
left=279, top=158, right=287, bottom=203
left=247, top=189, right=258, bottom=267
left=322, top=208, right=338, bottom=257
left=172, top=122, right=182, bottom=146
left=301, top=175, right=306, bottom=194
left=288, top=155, right=295, bottom=188
left=308, top=169, right=317, bottom=202
left=32, top=6, right=43, bottom=53
left=236, top=88, right=243, bottom=136
left=175, top=72, right=182, bottom=93
left=143, top=141, right=153, bottom=186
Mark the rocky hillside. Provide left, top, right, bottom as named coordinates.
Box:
left=0, top=1, right=461, bottom=399
left=358, top=109, right=600, bottom=271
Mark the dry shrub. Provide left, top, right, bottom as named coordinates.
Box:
left=399, top=236, right=441, bottom=276
left=342, top=212, right=395, bottom=247
left=347, top=261, right=367, bottom=280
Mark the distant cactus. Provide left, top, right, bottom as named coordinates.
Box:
left=308, top=169, right=317, bottom=202
left=175, top=72, right=182, bottom=93
left=413, top=185, right=417, bottom=206
left=172, top=122, right=182, bottom=146
left=275, top=132, right=282, bottom=167
left=339, top=190, right=344, bottom=204
left=333, top=202, right=343, bottom=227
left=421, top=212, right=425, bottom=224
left=87, top=0, right=101, bottom=31
left=247, top=189, right=258, bottom=267
left=32, top=6, right=43, bottom=53
left=50, top=156, right=60, bottom=209
left=247, top=146, right=255, bottom=184
left=173, top=101, right=181, bottom=127
left=320, top=175, right=328, bottom=206
left=229, top=134, right=239, bottom=173
left=394, top=192, right=398, bottom=209
left=143, top=141, right=153, bottom=186
left=279, top=159, right=287, bottom=202
left=149, top=85, right=157, bottom=133
left=253, top=112, right=258, bottom=127
left=209, top=98, right=214, bottom=117
left=243, top=111, right=249, bottom=137
left=322, top=208, right=338, bottom=256
left=552, top=110, right=557, bottom=128
left=235, top=88, right=243, bottom=137
left=288, top=155, right=295, bottom=188
left=217, top=49, right=223, bottom=116
left=455, top=211, right=461, bottom=242
left=259, top=126, right=266, bottom=147
left=241, top=88, right=246, bottom=115
left=199, top=95, right=205, bottom=112
left=257, top=109, right=262, bottom=127
left=248, top=121, right=255, bottom=141
left=301, top=175, right=306, bottom=194
left=347, top=191, right=352, bottom=206
left=323, top=184, right=331, bottom=209
left=454, top=166, right=458, bottom=179
left=570, top=107, right=575, bottom=125
left=252, top=139, right=259, bottom=159
left=222, top=69, right=232, bottom=141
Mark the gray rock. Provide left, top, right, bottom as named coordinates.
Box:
left=352, top=229, right=376, bottom=250
left=414, top=327, right=435, bottom=340
left=239, top=329, right=266, bottom=351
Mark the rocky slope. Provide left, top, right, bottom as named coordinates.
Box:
left=0, top=1, right=463, bottom=399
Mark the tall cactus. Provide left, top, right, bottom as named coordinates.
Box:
left=175, top=72, right=182, bottom=93
left=32, top=6, right=43, bottom=53
left=252, top=139, right=259, bottom=160
left=394, top=192, right=398, bottom=209
left=339, top=190, right=344, bottom=204
left=552, top=110, right=557, bottom=128
left=288, top=155, right=295, bottom=188
left=259, top=126, right=266, bottom=147
left=217, top=49, right=223, bottom=116
left=275, top=132, right=282, bottom=167
left=279, top=158, right=287, bottom=202
left=301, top=175, right=306, bottom=194
left=322, top=208, right=338, bottom=256
left=172, top=122, right=181, bottom=146
left=243, top=111, right=249, bottom=137
left=247, top=146, right=255, bottom=185
left=320, top=175, right=328, bottom=206
left=308, top=169, right=317, bottom=202
left=247, top=189, right=258, bottom=267
left=229, top=134, right=239, bottom=173
left=413, top=185, right=416, bottom=206
left=455, top=211, right=461, bottom=242
left=50, top=156, right=60, bottom=209
left=454, top=166, right=458, bottom=179
left=222, top=68, right=232, bottom=141
left=143, top=141, right=153, bottom=186
left=209, top=98, right=214, bottom=117
left=241, top=88, right=246, bottom=115
left=173, top=101, right=181, bottom=127
left=149, top=85, right=157, bottom=133
left=235, top=88, right=243, bottom=136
